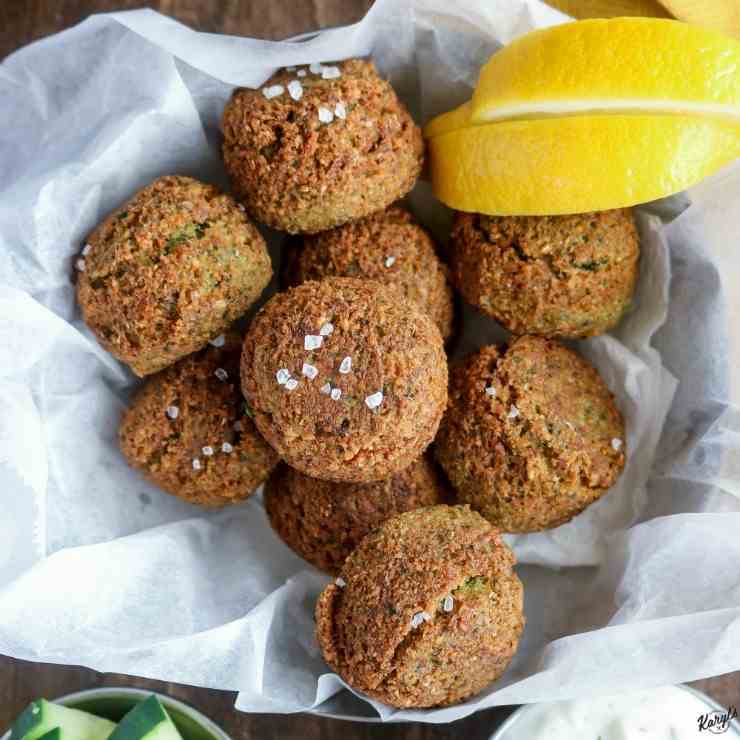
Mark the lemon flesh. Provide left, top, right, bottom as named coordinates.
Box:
left=428, top=114, right=740, bottom=215
left=471, top=18, right=740, bottom=124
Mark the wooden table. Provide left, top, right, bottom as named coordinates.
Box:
left=0, top=1, right=737, bottom=736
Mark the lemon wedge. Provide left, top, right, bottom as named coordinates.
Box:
left=471, top=19, right=740, bottom=124
left=428, top=114, right=740, bottom=215
left=425, top=19, right=740, bottom=214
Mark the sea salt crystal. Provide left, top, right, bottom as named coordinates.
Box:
left=304, top=334, right=323, bottom=350
left=320, top=383, right=332, bottom=395
left=166, top=405, right=179, bottom=420
left=202, top=446, right=214, bottom=457
left=339, top=356, right=352, bottom=374
left=335, top=577, right=346, bottom=588
left=485, top=385, right=496, bottom=397
left=318, top=106, right=334, bottom=124
left=221, top=442, right=233, bottom=454
left=384, top=255, right=396, bottom=268
left=302, top=362, right=318, bottom=379
left=319, top=323, right=334, bottom=336
left=285, top=378, right=299, bottom=391
left=335, top=102, right=347, bottom=119
left=612, top=437, right=623, bottom=451
left=82, top=243, right=92, bottom=256
left=214, top=368, right=228, bottom=382
left=309, top=62, right=323, bottom=74
left=330, top=388, right=342, bottom=401
left=508, top=405, right=520, bottom=419
left=75, top=258, right=86, bottom=272
left=443, top=595, right=454, bottom=612
left=276, top=368, right=291, bottom=385
left=192, top=458, right=202, bottom=471
left=287, top=80, right=303, bottom=101
left=365, top=391, right=383, bottom=410
left=262, top=84, right=284, bottom=99
left=209, top=334, right=225, bottom=347
left=297, top=69, right=307, bottom=77
left=321, top=65, right=341, bottom=79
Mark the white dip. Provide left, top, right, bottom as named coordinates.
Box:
left=498, top=686, right=737, bottom=739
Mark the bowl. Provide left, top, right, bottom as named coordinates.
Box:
left=489, top=684, right=740, bottom=739
left=1, top=689, right=230, bottom=740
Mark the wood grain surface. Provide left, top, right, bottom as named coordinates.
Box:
left=0, top=0, right=737, bottom=736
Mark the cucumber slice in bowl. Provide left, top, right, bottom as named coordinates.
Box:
left=108, top=697, right=182, bottom=740
left=11, top=700, right=116, bottom=740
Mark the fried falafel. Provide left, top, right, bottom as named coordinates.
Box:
left=265, top=455, right=451, bottom=575
left=241, top=277, right=447, bottom=482
left=315, top=504, right=524, bottom=708
left=450, top=209, right=639, bottom=338
left=77, top=176, right=272, bottom=376
left=435, top=336, right=626, bottom=532
left=221, top=59, right=424, bottom=234
left=119, top=334, right=279, bottom=507
left=282, top=206, right=454, bottom=341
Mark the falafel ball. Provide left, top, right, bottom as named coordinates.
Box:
left=241, top=277, right=447, bottom=482
left=119, top=334, right=279, bottom=507
left=450, top=209, right=639, bottom=338
left=265, top=455, right=451, bottom=575
left=282, top=206, right=454, bottom=341
left=435, top=336, right=626, bottom=533
left=221, top=59, right=424, bottom=234
left=77, top=176, right=272, bottom=376
left=315, top=505, right=524, bottom=708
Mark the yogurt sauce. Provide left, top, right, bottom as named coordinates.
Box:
left=498, top=686, right=738, bottom=739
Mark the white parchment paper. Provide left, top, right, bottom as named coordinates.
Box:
left=2, top=0, right=740, bottom=723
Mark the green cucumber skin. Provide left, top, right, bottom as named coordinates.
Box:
left=9, top=702, right=43, bottom=740
left=10, top=699, right=116, bottom=740
left=36, top=729, right=62, bottom=740
left=108, top=696, right=181, bottom=740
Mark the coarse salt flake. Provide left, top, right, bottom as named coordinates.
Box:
left=365, top=391, right=384, bottom=410
left=276, top=368, right=291, bottom=385
left=320, top=382, right=332, bottom=395
left=411, top=611, right=431, bottom=629
left=485, top=385, right=496, bottom=397
left=192, top=458, right=202, bottom=471
left=339, top=356, right=352, bottom=374
left=305, top=334, right=323, bottom=350
left=302, top=363, right=318, bottom=379
left=318, top=106, right=334, bottom=124
left=321, top=65, right=341, bottom=79
left=222, top=442, right=233, bottom=454
left=443, top=595, right=454, bottom=612
left=202, top=446, right=214, bottom=457
left=75, top=258, right=86, bottom=272
left=297, top=69, right=307, bottom=77
left=237, top=203, right=246, bottom=212
left=262, top=84, right=284, bottom=99
left=285, top=378, right=299, bottom=391
left=214, top=368, right=228, bottom=382
left=319, top=322, right=334, bottom=336
left=384, top=255, right=396, bottom=268
left=330, top=388, right=342, bottom=401
left=309, top=62, right=323, bottom=74
left=287, top=79, right=303, bottom=101
left=335, top=102, right=347, bottom=119
left=335, top=577, right=346, bottom=588
left=209, top=334, right=225, bottom=347
left=166, top=405, right=179, bottom=420
left=82, top=243, right=92, bottom=256
left=612, top=437, right=623, bottom=451
left=508, top=405, right=520, bottom=420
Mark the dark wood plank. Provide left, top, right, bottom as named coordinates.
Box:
left=1, top=0, right=738, bottom=737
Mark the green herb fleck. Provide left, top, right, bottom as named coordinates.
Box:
left=118, top=211, right=129, bottom=220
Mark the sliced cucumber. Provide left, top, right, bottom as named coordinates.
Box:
left=10, top=700, right=116, bottom=740
left=108, top=696, right=182, bottom=740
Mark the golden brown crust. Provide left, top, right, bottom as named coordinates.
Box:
left=315, top=505, right=524, bottom=708
left=450, top=209, right=640, bottom=338
left=264, top=455, right=451, bottom=575
left=77, top=176, right=272, bottom=376
left=283, top=206, right=454, bottom=341
left=435, top=336, right=626, bottom=532
left=241, top=277, right=447, bottom=482
left=119, top=335, right=279, bottom=507
left=221, top=60, right=424, bottom=234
